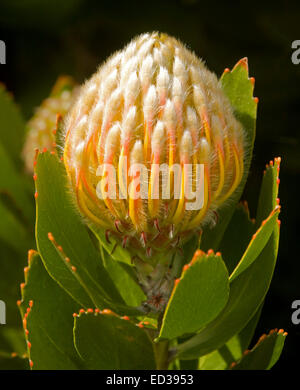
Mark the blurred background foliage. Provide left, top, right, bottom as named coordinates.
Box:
left=0, top=0, right=299, bottom=370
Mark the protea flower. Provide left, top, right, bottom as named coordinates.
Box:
left=63, top=32, right=247, bottom=308
left=22, top=76, right=79, bottom=173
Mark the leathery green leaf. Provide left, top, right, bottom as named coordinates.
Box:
left=230, top=207, right=280, bottom=282
left=175, top=157, right=280, bottom=360
left=175, top=228, right=279, bottom=360
left=74, top=311, right=156, bottom=369
left=100, top=246, right=146, bottom=307
left=199, top=305, right=262, bottom=370
left=255, top=157, right=281, bottom=227
left=35, top=153, right=118, bottom=304
left=92, top=226, right=132, bottom=266
left=0, top=199, right=32, bottom=254
left=19, top=251, right=82, bottom=369
left=0, top=327, right=27, bottom=358
left=0, top=142, right=34, bottom=222
left=0, top=84, right=25, bottom=166
left=218, top=202, right=255, bottom=274
left=35, top=152, right=141, bottom=316
left=158, top=251, right=229, bottom=340
left=231, top=329, right=286, bottom=370
left=0, top=353, right=29, bottom=370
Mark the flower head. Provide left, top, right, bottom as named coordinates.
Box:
left=63, top=32, right=246, bottom=266
left=22, top=76, right=79, bottom=173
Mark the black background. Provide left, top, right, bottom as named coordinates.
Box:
left=0, top=0, right=299, bottom=371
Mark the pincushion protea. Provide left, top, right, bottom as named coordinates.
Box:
left=63, top=32, right=247, bottom=280
left=22, top=76, right=79, bottom=173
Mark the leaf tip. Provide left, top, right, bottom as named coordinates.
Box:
left=233, top=57, right=248, bottom=72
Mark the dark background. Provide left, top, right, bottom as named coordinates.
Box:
left=0, top=0, right=299, bottom=370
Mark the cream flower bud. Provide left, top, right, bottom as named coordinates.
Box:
left=63, top=32, right=246, bottom=269
left=22, top=76, right=79, bottom=173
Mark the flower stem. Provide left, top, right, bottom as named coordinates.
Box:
left=154, top=340, right=170, bottom=370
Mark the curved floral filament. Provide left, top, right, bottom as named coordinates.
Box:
left=216, top=143, right=244, bottom=205
left=188, top=164, right=210, bottom=229
left=212, top=144, right=225, bottom=201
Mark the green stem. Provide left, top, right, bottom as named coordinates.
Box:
left=154, top=340, right=170, bottom=370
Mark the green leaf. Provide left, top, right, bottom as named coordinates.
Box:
left=0, top=353, right=29, bottom=370
left=74, top=311, right=156, bottom=369
left=92, top=226, right=132, bottom=266
left=35, top=152, right=124, bottom=308
left=0, top=240, right=27, bottom=329
left=174, top=233, right=201, bottom=278
left=229, top=207, right=280, bottom=282
left=0, top=198, right=32, bottom=254
left=19, top=251, right=82, bottom=369
left=174, top=157, right=280, bottom=360
left=100, top=247, right=146, bottom=307
left=255, top=158, right=281, bottom=227
left=0, top=327, right=27, bottom=357
left=0, top=84, right=25, bottom=166
left=35, top=152, right=142, bottom=316
left=176, top=230, right=279, bottom=360
left=158, top=251, right=229, bottom=340
left=218, top=202, right=255, bottom=274
left=199, top=305, right=262, bottom=370
left=231, top=330, right=286, bottom=370
left=221, top=58, right=257, bottom=138
left=0, top=142, right=34, bottom=223
left=201, top=58, right=257, bottom=252
left=179, top=358, right=199, bottom=370
left=55, top=114, right=65, bottom=159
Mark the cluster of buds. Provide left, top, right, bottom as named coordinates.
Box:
left=63, top=32, right=246, bottom=274
left=22, top=76, right=79, bottom=173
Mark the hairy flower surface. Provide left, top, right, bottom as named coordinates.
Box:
left=63, top=32, right=246, bottom=265
left=22, top=76, right=78, bottom=173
